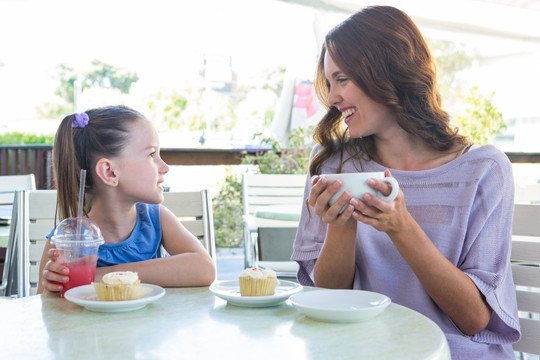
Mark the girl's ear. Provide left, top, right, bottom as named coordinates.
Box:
left=94, top=158, right=118, bottom=186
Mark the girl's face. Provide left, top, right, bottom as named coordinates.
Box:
left=113, top=119, right=169, bottom=204
left=324, top=52, right=395, bottom=139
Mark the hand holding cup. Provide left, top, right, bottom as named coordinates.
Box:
left=321, top=172, right=399, bottom=212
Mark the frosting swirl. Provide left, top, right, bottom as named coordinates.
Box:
left=239, top=268, right=277, bottom=279
left=101, top=271, right=139, bottom=285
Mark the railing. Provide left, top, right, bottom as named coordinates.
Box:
left=2, top=145, right=540, bottom=190
left=0, top=145, right=269, bottom=189
left=0, top=145, right=52, bottom=189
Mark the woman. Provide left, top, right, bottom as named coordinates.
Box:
left=292, top=6, right=520, bottom=359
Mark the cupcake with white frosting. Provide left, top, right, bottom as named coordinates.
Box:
left=238, top=268, right=278, bottom=296
left=93, top=271, right=149, bottom=301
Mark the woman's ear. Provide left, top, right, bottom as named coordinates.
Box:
left=94, top=158, right=118, bottom=186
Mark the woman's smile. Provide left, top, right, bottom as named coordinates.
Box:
left=341, top=107, right=356, bottom=124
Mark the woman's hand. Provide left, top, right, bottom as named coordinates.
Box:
left=40, top=248, right=69, bottom=293
left=308, top=175, right=360, bottom=226
left=351, top=170, right=412, bottom=235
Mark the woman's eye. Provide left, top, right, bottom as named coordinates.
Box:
left=337, top=77, right=348, bottom=84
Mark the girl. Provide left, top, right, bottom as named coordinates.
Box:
left=292, top=6, right=520, bottom=359
left=38, top=105, right=216, bottom=293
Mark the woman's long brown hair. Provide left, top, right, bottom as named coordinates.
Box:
left=310, top=5, right=468, bottom=176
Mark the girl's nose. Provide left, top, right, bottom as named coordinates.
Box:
left=159, top=157, right=169, bottom=174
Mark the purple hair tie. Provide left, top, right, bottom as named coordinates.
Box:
left=72, top=113, right=89, bottom=128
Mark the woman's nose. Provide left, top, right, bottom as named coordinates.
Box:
left=327, top=87, right=341, bottom=107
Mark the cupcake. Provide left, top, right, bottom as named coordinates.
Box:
left=92, top=271, right=150, bottom=301
left=238, top=268, right=278, bottom=296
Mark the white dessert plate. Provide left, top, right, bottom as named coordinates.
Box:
left=209, top=280, right=303, bottom=307
left=64, top=284, right=165, bottom=312
left=289, top=289, right=391, bottom=323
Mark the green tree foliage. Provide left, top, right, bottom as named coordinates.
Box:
left=37, top=60, right=139, bottom=119
left=84, top=60, right=139, bottom=94
left=55, top=64, right=78, bottom=104
left=152, top=66, right=285, bottom=132
left=429, top=39, right=505, bottom=143
left=212, top=170, right=244, bottom=248
left=0, top=132, right=54, bottom=145
left=428, top=39, right=474, bottom=110
left=241, top=126, right=314, bottom=174
left=454, top=87, right=505, bottom=145
left=147, top=87, right=208, bottom=131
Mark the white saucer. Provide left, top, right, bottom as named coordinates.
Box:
left=64, top=284, right=165, bottom=312
left=289, top=289, right=391, bottom=323
left=209, top=280, right=302, bottom=307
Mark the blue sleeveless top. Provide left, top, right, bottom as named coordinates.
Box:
left=47, top=203, right=162, bottom=267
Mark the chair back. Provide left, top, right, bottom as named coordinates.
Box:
left=0, top=174, right=36, bottom=205
left=242, top=174, right=305, bottom=217
left=514, top=182, right=540, bottom=204
left=0, top=174, right=36, bottom=225
left=242, top=174, right=305, bottom=277
left=162, top=190, right=216, bottom=262
left=511, top=203, right=540, bottom=356
left=27, top=190, right=58, bottom=296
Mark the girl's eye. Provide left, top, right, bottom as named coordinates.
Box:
left=337, top=77, right=348, bottom=84
left=150, top=151, right=156, bottom=158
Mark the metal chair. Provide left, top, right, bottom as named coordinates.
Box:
left=511, top=203, right=540, bottom=357
left=242, top=173, right=305, bottom=278
left=0, top=175, right=36, bottom=298
left=1, top=189, right=54, bottom=297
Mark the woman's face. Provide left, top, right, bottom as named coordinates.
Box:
left=324, top=52, right=395, bottom=139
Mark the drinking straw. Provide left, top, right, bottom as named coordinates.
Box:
left=76, top=169, right=86, bottom=239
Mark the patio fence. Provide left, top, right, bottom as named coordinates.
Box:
left=1, top=144, right=540, bottom=190
left=0, top=145, right=265, bottom=189
left=0, top=145, right=53, bottom=189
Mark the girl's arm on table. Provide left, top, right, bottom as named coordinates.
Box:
left=95, top=205, right=216, bottom=287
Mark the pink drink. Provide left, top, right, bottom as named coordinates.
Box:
left=60, top=255, right=98, bottom=297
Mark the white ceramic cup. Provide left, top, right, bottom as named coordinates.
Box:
left=321, top=172, right=399, bottom=209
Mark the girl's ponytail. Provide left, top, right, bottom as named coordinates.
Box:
left=53, top=114, right=83, bottom=220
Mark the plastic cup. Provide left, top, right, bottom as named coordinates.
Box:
left=51, top=217, right=104, bottom=297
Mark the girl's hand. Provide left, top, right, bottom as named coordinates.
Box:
left=308, top=175, right=360, bottom=226
left=351, top=170, right=412, bottom=234
left=40, top=248, right=69, bottom=293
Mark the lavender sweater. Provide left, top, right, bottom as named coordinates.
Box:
left=292, top=144, right=520, bottom=359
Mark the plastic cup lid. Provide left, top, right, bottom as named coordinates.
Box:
left=51, top=217, right=104, bottom=245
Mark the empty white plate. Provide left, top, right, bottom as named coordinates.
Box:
left=289, top=289, right=391, bottom=323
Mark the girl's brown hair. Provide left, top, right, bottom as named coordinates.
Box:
left=53, top=105, right=146, bottom=220
left=310, top=5, right=467, bottom=176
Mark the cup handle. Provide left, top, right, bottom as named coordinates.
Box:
left=380, top=177, right=399, bottom=202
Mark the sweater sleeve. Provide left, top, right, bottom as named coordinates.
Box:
left=291, top=144, right=327, bottom=286
left=460, top=150, right=520, bottom=344
left=291, top=166, right=324, bottom=286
